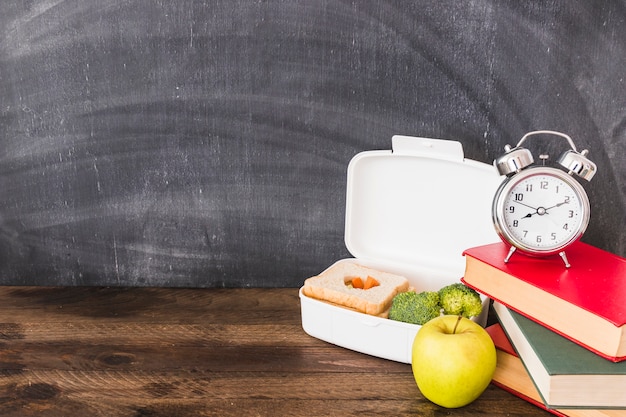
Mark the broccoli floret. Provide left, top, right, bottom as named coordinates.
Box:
left=388, top=291, right=442, bottom=325
left=438, top=283, right=483, bottom=318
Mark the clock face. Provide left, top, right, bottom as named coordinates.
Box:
left=493, top=167, right=590, bottom=254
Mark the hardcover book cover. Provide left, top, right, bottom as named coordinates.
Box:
left=493, top=302, right=626, bottom=409
left=462, top=241, right=626, bottom=361
left=486, top=323, right=626, bottom=417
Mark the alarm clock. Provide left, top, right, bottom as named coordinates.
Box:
left=492, top=130, right=596, bottom=267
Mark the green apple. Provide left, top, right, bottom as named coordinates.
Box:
left=411, top=315, right=497, bottom=408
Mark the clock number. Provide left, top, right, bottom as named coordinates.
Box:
left=514, top=193, right=524, bottom=201
left=563, top=223, right=569, bottom=231
left=564, top=196, right=570, bottom=203
left=508, top=206, right=515, bottom=213
left=540, top=181, right=548, bottom=190
left=551, top=232, right=557, bottom=240
left=512, top=220, right=519, bottom=227
left=536, top=235, right=542, bottom=243
left=568, top=210, right=574, bottom=218
left=526, top=184, right=533, bottom=192
left=523, top=230, right=528, bottom=237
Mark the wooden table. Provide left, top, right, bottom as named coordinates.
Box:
left=0, top=286, right=549, bottom=416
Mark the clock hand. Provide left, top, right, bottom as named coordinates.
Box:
left=513, top=200, right=547, bottom=218
left=513, top=200, right=539, bottom=211
left=521, top=209, right=548, bottom=219
left=516, top=199, right=567, bottom=219
left=544, top=200, right=569, bottom=212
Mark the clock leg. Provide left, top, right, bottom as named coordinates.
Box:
left=559, top=251, right=571, bottom=268
left=504, top=246, right=516, bottom=263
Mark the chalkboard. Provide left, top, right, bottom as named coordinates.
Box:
left=1, top=1, right=624, bottom=287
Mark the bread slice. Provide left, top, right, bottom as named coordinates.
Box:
left=302, top=262, right=410, bottom=316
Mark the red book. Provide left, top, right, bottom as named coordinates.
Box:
left=462, top=241, right=626, bottom=362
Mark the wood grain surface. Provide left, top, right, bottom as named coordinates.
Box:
left=0, top=286, right=550, bottom=416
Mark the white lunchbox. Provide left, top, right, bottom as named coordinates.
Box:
left=299, top=135, right=504, bottom=363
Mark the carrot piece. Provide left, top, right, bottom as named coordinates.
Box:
left=363, top=276, right=380, bottom=290
left=351, top=277, right=364, bottom=289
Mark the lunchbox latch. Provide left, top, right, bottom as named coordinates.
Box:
left=391, top=135, right=464, bottom=162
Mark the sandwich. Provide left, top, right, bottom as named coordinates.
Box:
left=302, top=262, right=410, bottom=317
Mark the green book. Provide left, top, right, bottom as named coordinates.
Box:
left=493, top=301, right=626, bottom=409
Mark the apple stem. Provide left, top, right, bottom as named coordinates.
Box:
left=452, top=315, right=462, bottom=334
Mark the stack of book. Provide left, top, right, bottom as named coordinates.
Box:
left=461, top=240, right=626, bottom=414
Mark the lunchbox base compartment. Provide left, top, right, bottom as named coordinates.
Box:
left=299, top=259, right=489, bottom=364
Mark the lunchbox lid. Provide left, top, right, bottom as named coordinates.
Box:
left=345, top=135, right=503, bottom=278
